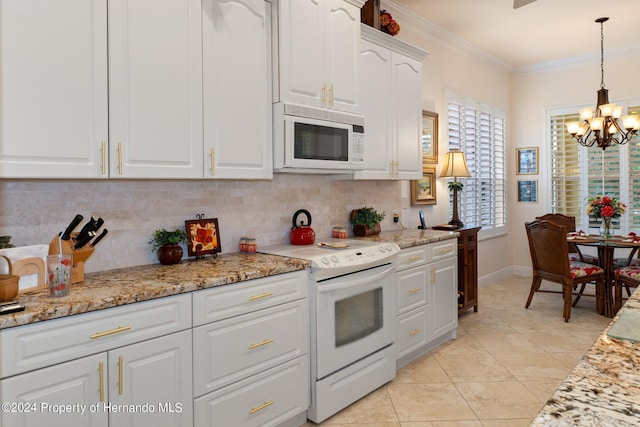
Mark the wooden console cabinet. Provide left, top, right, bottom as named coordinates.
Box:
left=432, top=226, right=481, bottom=315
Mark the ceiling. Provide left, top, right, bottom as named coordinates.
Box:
left=389, top=0, right=640, bottom=71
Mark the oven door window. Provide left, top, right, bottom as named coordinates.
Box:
left=294, top=123, right=349, bottom=161
left=335, top=287, right=383, bottom=347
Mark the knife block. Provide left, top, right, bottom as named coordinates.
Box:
left=48, top=234, right=95, bottom=284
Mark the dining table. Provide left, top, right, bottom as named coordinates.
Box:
left=568, top=233, right=640, bottom=317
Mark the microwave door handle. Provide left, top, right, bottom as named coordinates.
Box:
left=316, top=264, right=395, bottom=293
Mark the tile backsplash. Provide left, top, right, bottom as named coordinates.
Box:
left=0, top=175, right=401, bottom=273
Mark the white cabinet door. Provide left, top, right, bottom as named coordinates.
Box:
left=203, top=0, right=272, bottom=179
left=275, top=0, right=360, bottom=113
left=0, top=0, right=108, bottom=178
left=324, top=0, right=360, bottom=113
left=0, top=353, right=108, bottom=427
left=108, top=330, right=193, bottom=427
left=430, top=257, right=458, bottom=338
left=391, top=53, right=422, bottom=180
left=108, top=0, right=203, bottom=178
left=354, top=39, right=393, bottom=179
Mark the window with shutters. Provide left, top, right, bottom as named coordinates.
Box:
left=446, top=93, right=507, bottom=238
left=548, top=102, right=640, bottom=234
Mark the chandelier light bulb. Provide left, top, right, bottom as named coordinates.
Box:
left=613, top=106, right=623, bottom=118
left=621, top=115, right=638, bottom=130
left=579, top=107, right=594, bottom=121
left=566, top=121, right=581, bottom=135
left=590, top=117, right=605, bottom=131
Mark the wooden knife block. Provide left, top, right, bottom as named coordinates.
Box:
left=48, top=233, right=95, bottom=284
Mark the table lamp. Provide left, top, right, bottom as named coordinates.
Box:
left=440, top=149, right=471, bottom=228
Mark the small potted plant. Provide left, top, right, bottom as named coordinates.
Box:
left=149, top=228, right=187, bottom=265
left=350, top=207, right=386, bottom=237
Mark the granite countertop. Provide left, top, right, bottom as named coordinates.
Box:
left=0, top=253, right=310, bottom=330
left=531, top=288, right=640, bottom=426
left=354, top=228, right=459, bottom=248
left=0, top=229, right=454, bottom=331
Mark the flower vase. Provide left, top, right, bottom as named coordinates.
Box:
left=601, top=217, right=613, bottom=239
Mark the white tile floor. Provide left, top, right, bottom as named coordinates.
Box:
left=305, top=275, right=612, bottom=426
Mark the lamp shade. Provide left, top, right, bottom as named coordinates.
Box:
left=440, top=149, right=470, bottom=178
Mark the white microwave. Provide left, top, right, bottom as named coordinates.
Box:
left=273, top=103, right=365, bottom=173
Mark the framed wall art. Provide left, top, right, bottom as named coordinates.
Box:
left=516, top=147, right=538, bottom=175
left=411, top=167, right=437, bottom=206
left=185, top=217, right=221, bottom=258
left=422, top=110, right=438, bottom=165
left=517, top=180, right=538, bottom=203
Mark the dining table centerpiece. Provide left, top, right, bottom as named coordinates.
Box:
left=586, top=195, right=626, bottom=238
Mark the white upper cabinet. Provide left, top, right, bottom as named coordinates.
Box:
left=108, top=0, right=204, bottom=178
left=355, top=26, right=427, bottom=180
left=0, top=0, right=109, bottom=178
left=274, top=0, right=364, bottom=113
left=202, top=0, right=273, bottom=179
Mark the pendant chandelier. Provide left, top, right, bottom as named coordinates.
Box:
left=566, top=17, right=639, bottom=150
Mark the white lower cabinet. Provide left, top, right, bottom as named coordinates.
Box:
left=0, top=295, right=192, bottom=427
left=192, top=270, right=309, bottom=427
left=394, top=239, right=458, bottom=367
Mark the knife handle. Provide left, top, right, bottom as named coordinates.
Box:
left=90, top=229, right=108, bottom=248
left=61, top=214, right=84, bottom=240
left=74, top=232, right=95, bottom=250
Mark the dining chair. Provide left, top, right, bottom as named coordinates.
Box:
left=525, top=220, right=605, bottom=322
left=535, top=213, right=598, bottom=264
left=613, top=265, right=640, bottom=313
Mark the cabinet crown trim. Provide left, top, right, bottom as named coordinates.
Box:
left=361, top=24, right=428, bottom=60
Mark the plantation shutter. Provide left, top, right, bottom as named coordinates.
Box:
left=628, top=105, right=640, bottom=230
left=447, top=94, right=506, bottom=236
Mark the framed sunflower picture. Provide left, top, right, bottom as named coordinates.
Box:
left=185, top=218, right=221, bottom=257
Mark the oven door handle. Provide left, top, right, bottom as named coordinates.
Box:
left=316, top=264, right=395, bottom=293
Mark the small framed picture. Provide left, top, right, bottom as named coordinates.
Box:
left=422, top=110, right=438, bottom=165
left=411, top=167, right=437, bottom=206
left=185, top=218, right=221, bottom=257
left=516, top=147, right=538, bottom=175
left=517, top=180, right=538, bottom=203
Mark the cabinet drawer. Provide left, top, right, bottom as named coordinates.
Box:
left=193, top=299, right=308, bottom=396
left=395, top=266, right=429, bottom=315
left=194, top=355, right=309, bottom=427
left=395, top=306, right=431, bottom=361
left=428, top=239, right=457, bottom=261
left=396, top=246, right=427, bottom=271
left=0, top=294, right=191, bottom=378
left=192, top=271, right=307, bottom=325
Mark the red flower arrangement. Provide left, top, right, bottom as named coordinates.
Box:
left=586, top=195, right=626, bottom=219
left=380, top=10, right=400, bottom=36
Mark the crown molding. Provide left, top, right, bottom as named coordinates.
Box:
left=381, top=1, right=513, bottom=75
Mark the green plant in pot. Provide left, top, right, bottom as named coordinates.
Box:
left=350, top=207, right=386, bottom=237
left=149, top=228, right=187, bottom=265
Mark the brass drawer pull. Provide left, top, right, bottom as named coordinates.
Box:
left=90, top=325, right=132, bottom=340
left=249, top=400, right=274, bottom=414
left=98, top=362, right=105, bottom=402
left=248, top=292, right=273, bottom=301
left=408, top=255, right=422, bottom=262
left=439, top=247, right=453, bottom=254
left=409, top=328, right=422, bottom=336
left=408, top=287, right=421, bottom=294
left=118, top=356, right=124, bottom=395
left=248, top=338, right=273, bottom=349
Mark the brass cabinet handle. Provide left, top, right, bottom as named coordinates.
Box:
left=118, top=356, right=124, bottom=395
left=322, top=84, right=327, bottom=106
left=117, top=142, right=123, bottom=175
left=408, top=287, right=421, bottom=294
left=210, top=148, right=215, bottom=176
left=439, top=247, right=453, bottom=254
left=409, top=328, right=422, bottom=336
left=431, top=266, right=436, bottom=284
left=248, top=338, right=273, bottom=349
left=329, top=84, right=334, bottom=106
left=90, top=325, right=132, bottom=340
left=100, top=141, right=107, bottom=175
left=248, top=292, right=273, bottom=301
left=249, top=400, right=274, bottom=414
left=408, top=255, right=422, bottom=262
left=98, top=362, right=105, bottom=402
